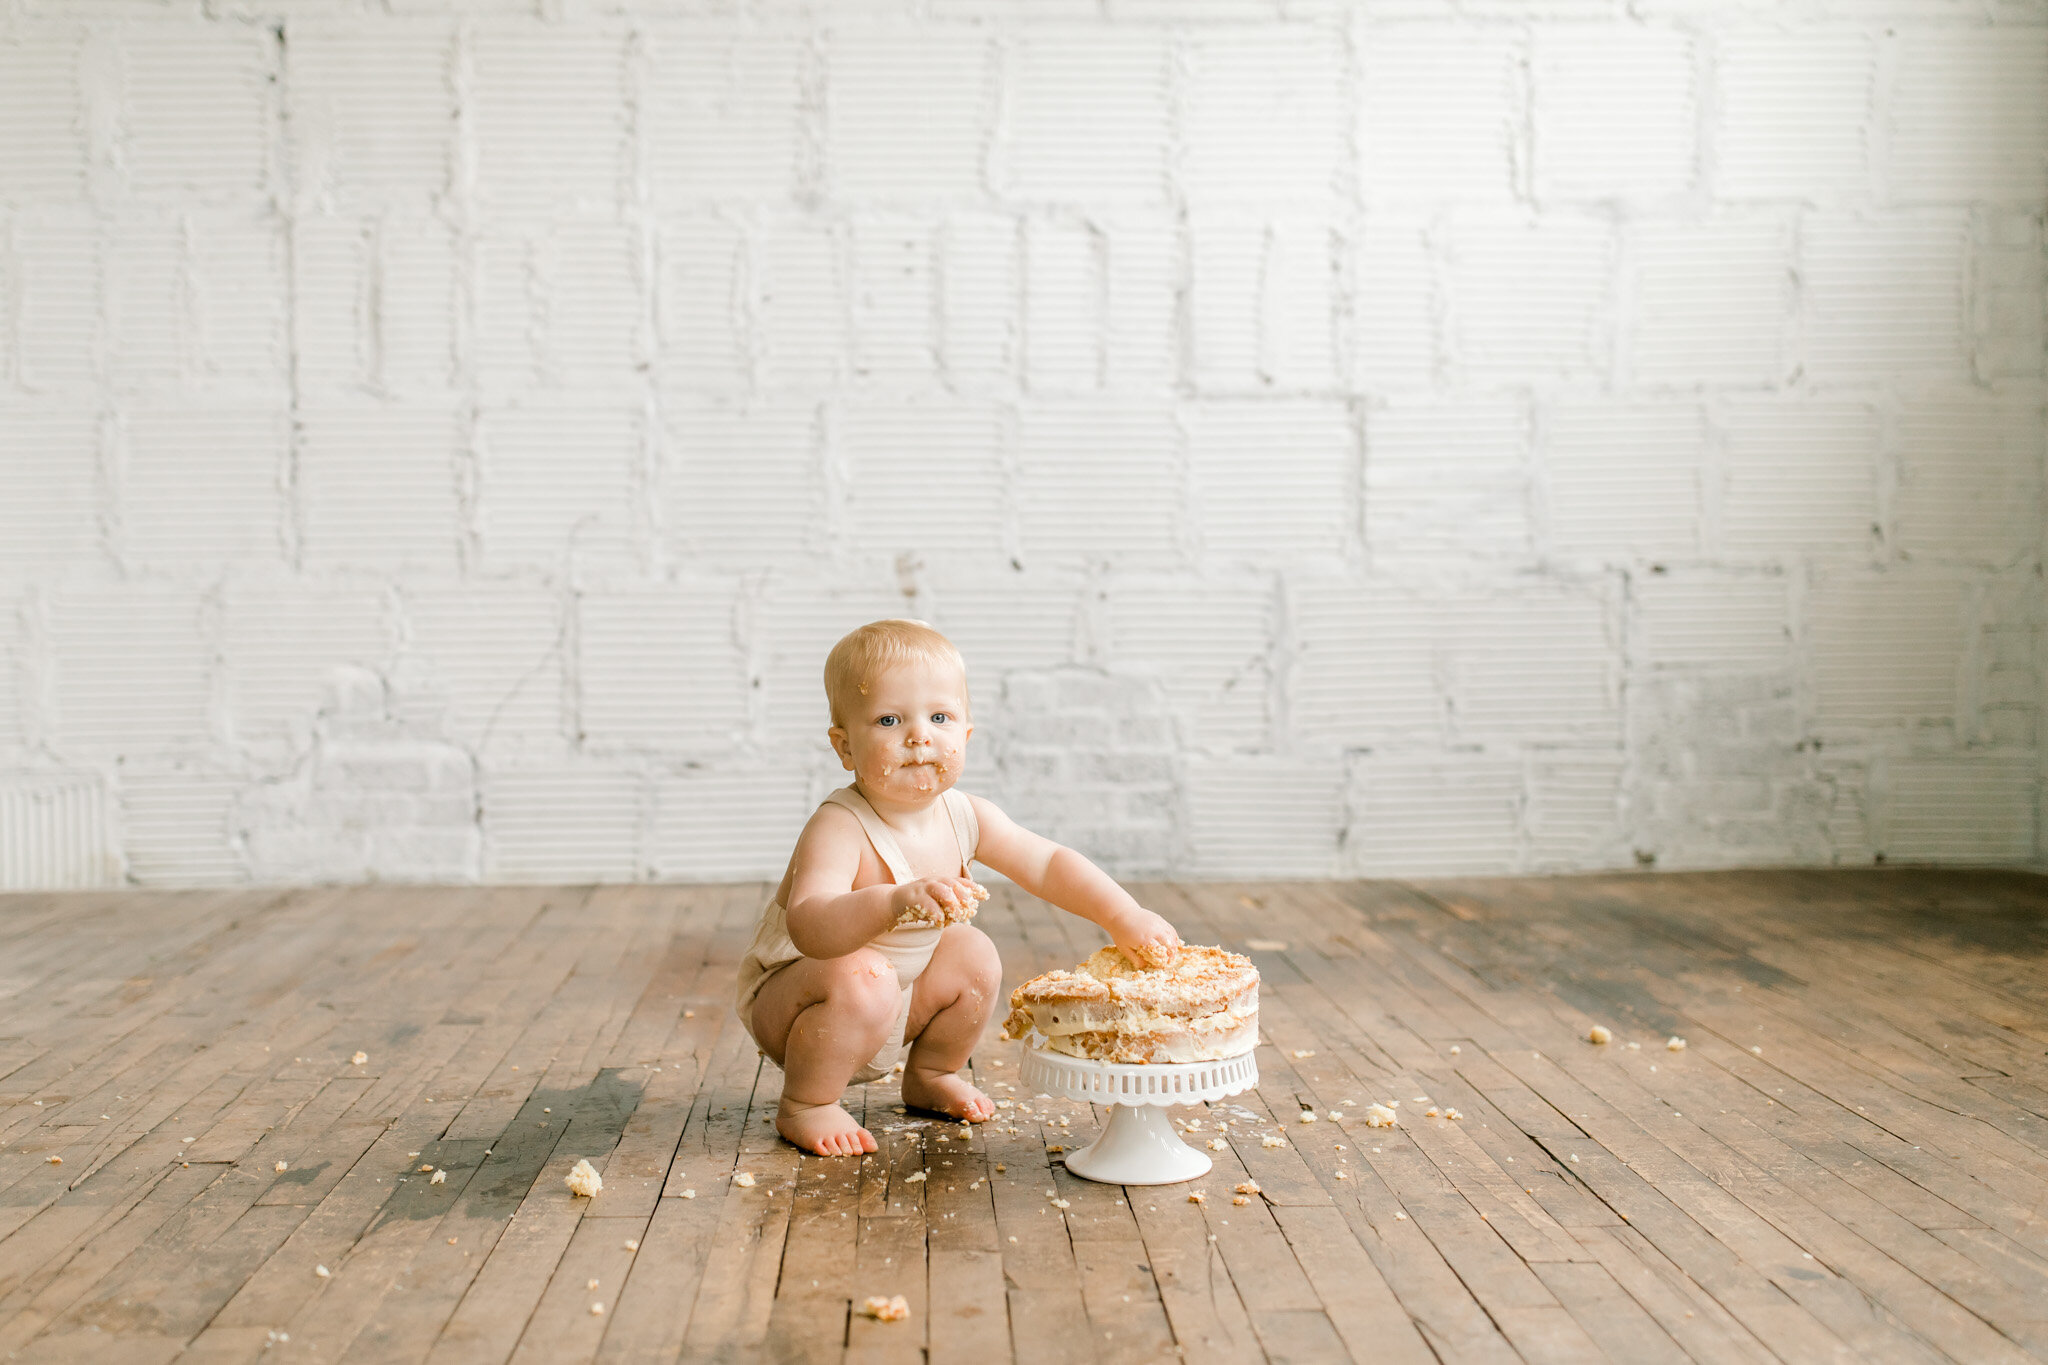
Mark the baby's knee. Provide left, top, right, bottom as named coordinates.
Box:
left=951, top=925, right=1002, bottom=987
left=831, top=950, right=902, bottom=1022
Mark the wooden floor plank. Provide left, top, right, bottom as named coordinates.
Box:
left=1425, top=875, right=2048, bottom=1268
left=586, top=1193, right=723, bottom=1364
left=928, top=1246, right=1007, bottom=1362
left=1268, top=1205, right=1432, bottom=1365
left=1522, top=965, right=2048, bottom=1357
left=1127, top=1189, right=1261, bottom=1365
left=5, top=869, right=2048, bottom=1363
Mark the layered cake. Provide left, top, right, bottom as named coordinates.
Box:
left=1002, top=945, right=1259, bottom=1064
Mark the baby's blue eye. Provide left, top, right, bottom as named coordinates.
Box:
left=877, top=715, right=897, bottom=727
left=931, top=712, right=950, bottom=724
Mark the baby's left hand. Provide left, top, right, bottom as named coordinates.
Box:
left=1114, top=908, right=1182, bottom=969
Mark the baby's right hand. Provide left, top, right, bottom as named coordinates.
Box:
left=892, top=876, right=988, bottom=928
left=1114, top=907, right=1183, bottom=969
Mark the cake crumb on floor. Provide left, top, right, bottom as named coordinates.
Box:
left=861, top=1295, right=911, bottom=1322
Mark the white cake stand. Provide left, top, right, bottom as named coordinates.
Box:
left=1018, top=1047, right=1259, bottom=1185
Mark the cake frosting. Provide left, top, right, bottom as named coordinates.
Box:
left=1002, top=945, right=1259, bottom=1064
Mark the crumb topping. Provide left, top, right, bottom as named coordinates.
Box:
left=1006, top=945, right=1258, bottom=1016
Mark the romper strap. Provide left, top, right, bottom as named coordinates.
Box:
left=941, top=789, right=980, bottom=874
left=821, top=786, right=916, bottom=884
left=823, top=785, right=980, bottom=881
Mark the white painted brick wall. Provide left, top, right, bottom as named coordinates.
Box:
left=1357, top=30, right=1520, bottom=205
left=1715, top=31, right=1875, bottom=202
left=1179, top=28, right=1347, bottom=206
left=118, top=768, right=244, bottom=887
left=645, top=29, right=805, bottom=205
left=1625, top=216, right=1792, bottom=386
left=2, top=406, right=98, bottom=571
left=579, top=583, right=747, bottom=750
left=1803, top=213, right=1972, bottom=381
left=1017, top=401, right=1180, bottom=566
left=0, top=772, right=112, bottom=890
left=0, top=3, right=2042, bottom=888
left=1532, top=28, right=1698, bottom=205
left=1362, top=397, right=1529, bottom=558
left=1003, top=28, right=1171, bottom=203
left=1448, top=214, right=1615, bottom=381
left=1718, top=397, right=1881, bottom=556
left=1541, top=400, right=1705, bottom=560
left=0, top=602, right=22, bottom=760
left=1635, top=574, right=1792, bottom=675
left=298, top=405, right=466, bottom=571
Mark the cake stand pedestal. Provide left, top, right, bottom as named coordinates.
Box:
left=1017, top=1048, right=1259, bottom=1186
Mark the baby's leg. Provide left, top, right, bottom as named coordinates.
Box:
left=747, top=949, right=902, bottom=1156
left=900, top=924, right=1001, bottom=1122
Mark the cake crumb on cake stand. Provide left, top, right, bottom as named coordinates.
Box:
left=1019, top=1047, right=1258, bottom=1185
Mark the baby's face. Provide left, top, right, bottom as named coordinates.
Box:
left=829, top=657, right=972, bottom=805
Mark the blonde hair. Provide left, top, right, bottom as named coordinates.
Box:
left=824, top=619, right=969, bottom=727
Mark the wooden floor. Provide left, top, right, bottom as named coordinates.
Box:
left=2, top=873, right=2047, bottom=1364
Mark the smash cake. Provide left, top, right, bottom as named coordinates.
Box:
left=1002, top=945, right=1259, bottom=1064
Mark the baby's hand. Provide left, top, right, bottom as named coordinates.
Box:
left=1114, top=908, right=1182, bottom=969
left=892, top=876, right=988, bottom=929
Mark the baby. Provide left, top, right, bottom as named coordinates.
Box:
left=735, top=618, right=1182, bottom=1157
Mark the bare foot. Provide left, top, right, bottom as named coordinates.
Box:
left=901, top=1068, right=995, bottom=1122
left=776, top=1098, right=877, bottom=1156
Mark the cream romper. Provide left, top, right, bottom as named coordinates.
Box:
left=734, top=784, right=981, bottom=1085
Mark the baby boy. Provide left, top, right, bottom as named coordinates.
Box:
left=734, top=618, right=1182, bottom=1157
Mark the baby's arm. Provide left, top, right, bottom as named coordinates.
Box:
left=783, top=806, right=985, bottom=958
left=966, top=795, right=1180, bottom=963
